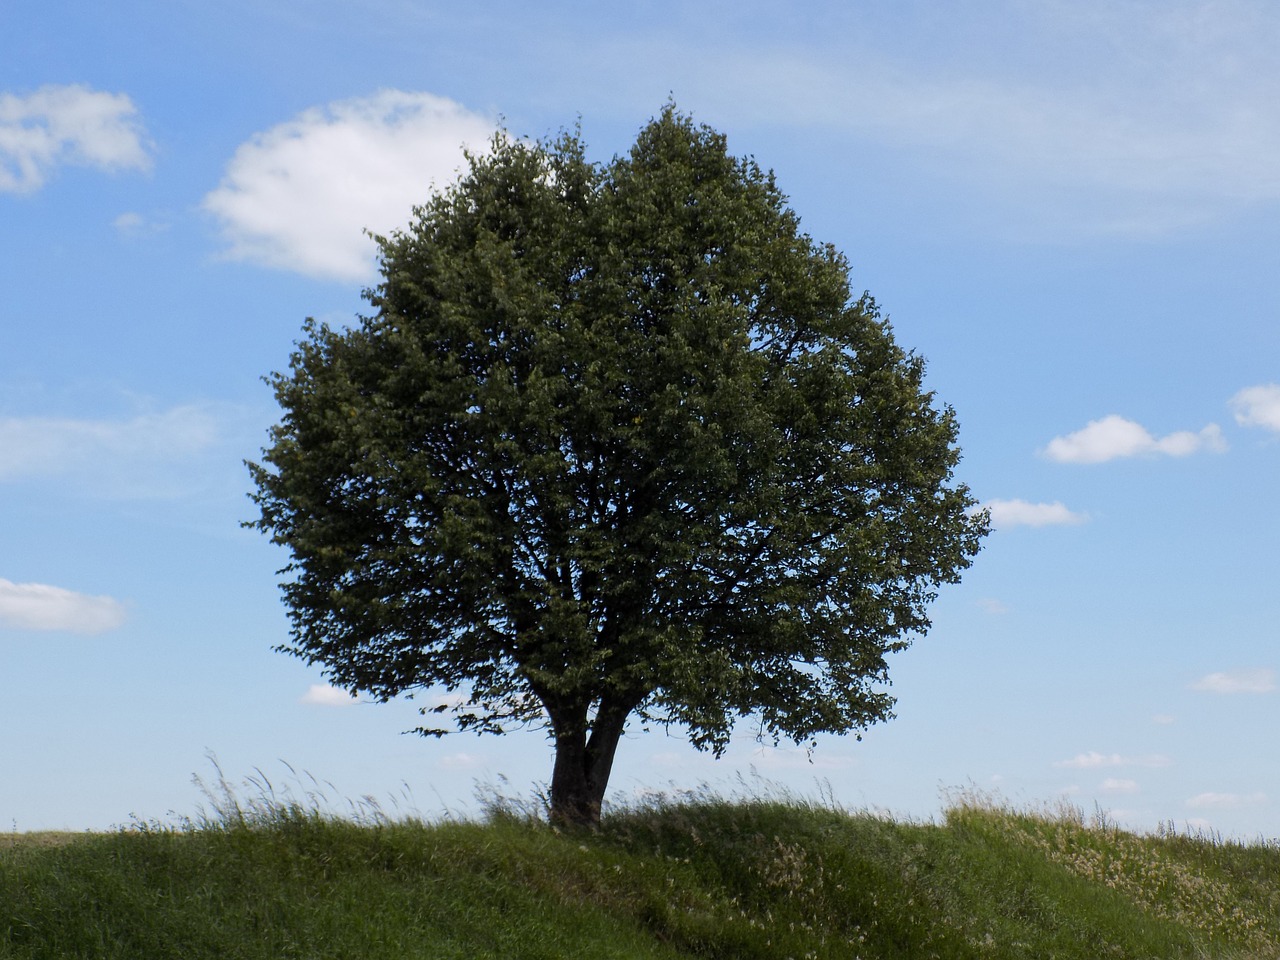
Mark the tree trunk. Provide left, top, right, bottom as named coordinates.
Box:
left=547, top=701, right=631, bottom=828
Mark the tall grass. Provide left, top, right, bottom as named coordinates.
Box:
left=3, top=772, right=1277, bottom=959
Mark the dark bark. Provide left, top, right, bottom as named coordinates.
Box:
left=547, top=700, right=633, bottom=828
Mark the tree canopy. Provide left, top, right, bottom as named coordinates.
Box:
left=249, top=106, right=988, bottom=826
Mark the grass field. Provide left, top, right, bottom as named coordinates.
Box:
left=3, top=779, right=1278, bottom=959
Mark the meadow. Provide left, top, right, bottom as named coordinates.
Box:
left=3, top=775, right=1278, bottom=959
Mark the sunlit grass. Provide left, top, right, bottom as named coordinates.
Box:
left=943, top=789, right=1280, bottom=957
left=2, top=770, right=1277, bottom=959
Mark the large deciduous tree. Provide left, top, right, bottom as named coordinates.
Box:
left=249, top=106, right=988, bottom=827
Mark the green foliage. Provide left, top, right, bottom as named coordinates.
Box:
left=248, top=104, right=987, bottom=822
left=4, top=794, right=1278, bottom=959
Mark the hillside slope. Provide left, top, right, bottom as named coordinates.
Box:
left=3, top=795, right=1277, bottom=959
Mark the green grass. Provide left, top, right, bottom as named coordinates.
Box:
left=3, top=783, right=1278, bottom=959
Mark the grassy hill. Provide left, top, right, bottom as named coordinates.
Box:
left=3, top=787, right=1278, bottom=959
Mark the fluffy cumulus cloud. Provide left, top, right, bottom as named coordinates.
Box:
left=1191, top=668, right=1276, bottom=694
left=1230, top=384, right=1280, bottom=432
left=0, top=84, right=151, bottom=193
left=299, top=684, right=360, bottom=707
left=1054, top=751, right=1172, bottom=769
left=1042, top=415, right=1226, bottom=464
left=0, top=579, right=126, bottom=634
left=204, top=90, right=497, bottom=282
left=980, top=499, right=1087, bottom=529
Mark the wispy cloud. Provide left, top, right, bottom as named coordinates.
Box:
left=0, top=579, right=126, bottom=634
left=1042, top=415, right=1226, bottom=464
left=436, top=752, right=483, bottom=771
left=113, top=210, right=169, bottom=237
left=425, top=692, right=469, bottom=712
left=747, top=743, right=856, bottom=772
left=0, top=405, right=223, bottom=495
left=1054, top=751, right=1172, bottom=769
left=981, top=499, right=1087, bottom=529
left=663, top=2, right=1280, bottom=236
left=299, top=684, right=360, bottom=707
left=1191, top=668, right=1276, bottom=694
left=0, top=84, right=152, bottom=193
left=1230, top=383, right=1280, bottom=432
left=1100, top=778, right=1140, bottom=795
left=976, top=598, right=1009, bottom=615
left=1186, top=791, right=1267, bottom=810
left=204, top=90, right=497, bottom=282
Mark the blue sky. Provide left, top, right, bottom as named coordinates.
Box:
left=3, top=0, right=1278, bottom=838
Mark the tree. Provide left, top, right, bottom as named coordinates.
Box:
left=248, top=106, right=989, bottom=827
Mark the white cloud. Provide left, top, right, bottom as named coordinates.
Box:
left=0, top=84, right=151, bottom=193
left=0, top=406, right=221, bottom=486
left=113, top=210, right=168, bottom=236
left=1152, top=714, right=1176, bottom=726
left=512, top=2, right=1280, bottom=238
left=203, top=90, right=497, bottom=282
left=425, top=691, right=469, bottom=711
left=982, top=499, right=1087, bottom=529
left=1056, top=752, right=1122, bottom=769
left=747, top=743, right=856, bottom=772
left=299, top=684, right=360, bottom=707
left=1100, top=778, right=1139, bottom=795
left=1042, top=415, right=1227, bottom=463
left=687, top=3, right=1280, bottom=236
left=113, top=211, right=144, bottom=231
left=0, top=579, right=126, bottom=634
left=436, top=752, right=483, bottom=771
left=1191, top=668, right=1276, bottom=694
left=1230, top=383, right=1280, bottom=432
left=1187, top=791, right=1267, bottom=810
left=1054, top=751, right=1172, bottom=769
left=976, top=598, right=1009, bottom=615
